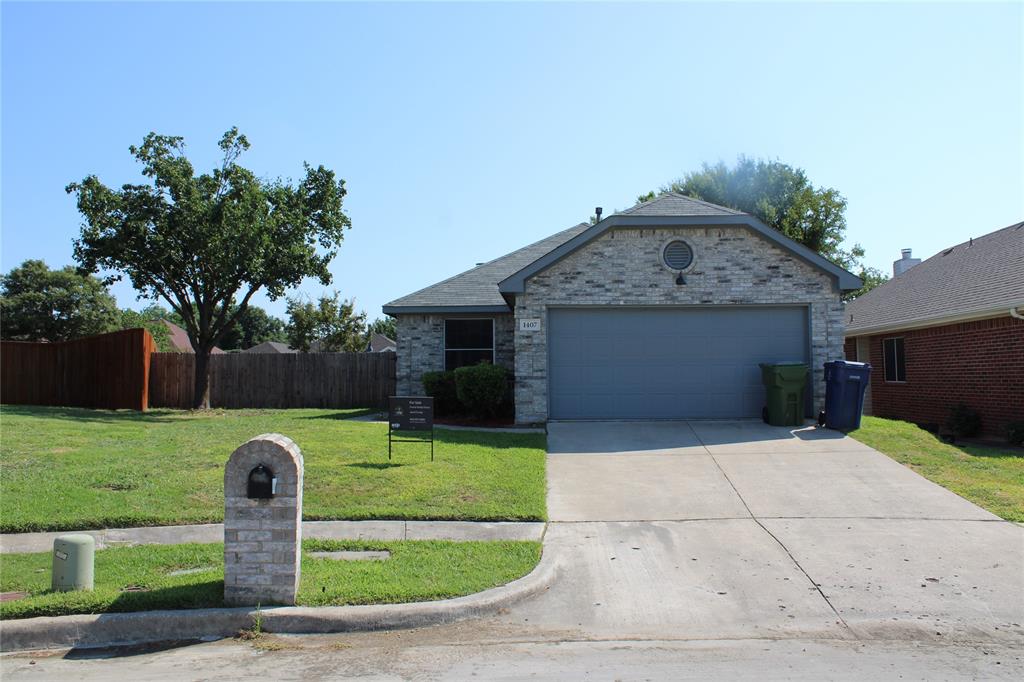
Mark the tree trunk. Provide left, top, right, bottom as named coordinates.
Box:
left=192, top=347, right=212, bottom=409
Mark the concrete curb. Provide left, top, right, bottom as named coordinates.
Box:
left=0, top=547, right=560, bottom=652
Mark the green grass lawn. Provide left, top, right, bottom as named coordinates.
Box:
left=0, top=406, right=546, bottom=532
left=0, top=539, right=542, bottom=619
left=849, top=416, right=1024, bottom=522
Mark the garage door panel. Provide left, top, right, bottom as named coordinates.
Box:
left=548, top=307, right=808, bottom=420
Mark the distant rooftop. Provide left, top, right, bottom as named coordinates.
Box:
left=846, top=221, right=1024, bottom=334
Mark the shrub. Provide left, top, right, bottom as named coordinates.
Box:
left=421, top=371, right=460, bottom=416
left=1006, top=421, right=1024, bottom=447
left=945, top=403, right=981, bottom=438
left=454, top=363, right=511, bottom=418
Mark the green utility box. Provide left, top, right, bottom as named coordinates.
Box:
left=759, top=363, right=808, bottom=427
left=51, top=534, right=95, bottom=592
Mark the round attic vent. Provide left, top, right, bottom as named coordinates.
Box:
left=662, top=240, right=694, bottom=271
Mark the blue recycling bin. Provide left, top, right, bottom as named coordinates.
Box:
left=824, top=361, right=872, bottom=430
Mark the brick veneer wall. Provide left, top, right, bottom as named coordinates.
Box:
left=848, top=315, right=1024, bottom=437
left=223, top=433, right=304, bottom=606
left=514, top=226, right=847, bottom=423
left=394, top=313, right=514, bottom=396
left=843, top=338, right=857, bottom=361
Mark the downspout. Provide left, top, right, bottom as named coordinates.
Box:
left=1011, top=307, right=1024, bottom=321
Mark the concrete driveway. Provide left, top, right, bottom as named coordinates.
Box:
left=508, top=420, right=1024, bottom=642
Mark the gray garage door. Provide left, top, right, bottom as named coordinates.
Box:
left=548, top=307, right=808, bottom=420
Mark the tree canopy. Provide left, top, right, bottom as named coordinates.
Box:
left=366, top=316, right=396, bottom=343
left=0, top=259, right=120, bottom=341
left=652, top=156, right=886, bottom=299
left=285, top=292, right=367, bottom=353
left=218, top=305, right=287, bottom=351
left=118, top=304, right=176, bottom=352
left=67, top=127, right=350, bottom=406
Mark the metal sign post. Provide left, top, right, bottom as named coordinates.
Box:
left=388, top=396, right=435, bottom=461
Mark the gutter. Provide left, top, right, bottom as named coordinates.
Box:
left=846, top=300, right=1024, bottom=337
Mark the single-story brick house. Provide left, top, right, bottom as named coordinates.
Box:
left=844, top=221, right=1024, bottom=438
left=384, top=193, right=861, bottom=424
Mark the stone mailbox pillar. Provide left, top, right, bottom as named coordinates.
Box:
left=224, top=433, right=303, bottom=606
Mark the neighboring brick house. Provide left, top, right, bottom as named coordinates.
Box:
left=384, top=193, right=861, bottom=424
left=844, top=222, right=1024, bottom=438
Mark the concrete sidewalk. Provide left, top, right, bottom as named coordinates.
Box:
left=0, top=520, right=546, bottom=554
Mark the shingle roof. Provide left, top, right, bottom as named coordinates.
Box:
left=386, top=192, right=865, bottom=313
left=242, top=341, right=295, bottom=354
left=366, top=333, right=396, bottom=352
left=383, top=222, right=591, bottom=312
left=615, top=192, right=746, bottom=217
left=846, top=221, right=1024, bottom=334
left=161, top=320, right=225, bottom=354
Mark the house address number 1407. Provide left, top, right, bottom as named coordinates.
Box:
left=519, top=318, right=541, bottom=332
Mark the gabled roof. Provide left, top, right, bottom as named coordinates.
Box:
left=161, top=320, right=225, bottom=354
left=242, top=341, right=295, bottom=354
left=617, top=193, right=745, bottom=217
left=382, top=223, right=591, bottom=313
left=366, top=333, right=396, bottom=352
left=383, top=193, right=861, bottom=314
left=499, top=193, right=861, bottom=294
left=846, top=221, right=1024, bottom=335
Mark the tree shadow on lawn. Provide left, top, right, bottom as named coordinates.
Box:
left=299, top=408, right=383, bottom=421
left=432, top=429, right=545, bottom=450
left=102, top=579, right=225, bottom=614
left=0, top=405, right=184, bottom=424
left=347, top=462, right=406, bottom=470
left=956, top=442, right=1024, bottom=460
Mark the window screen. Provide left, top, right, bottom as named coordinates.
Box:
left=883, top=337, right=906, bottom=382
left=444, top=319, right=494, bottom=370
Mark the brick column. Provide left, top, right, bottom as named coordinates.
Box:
left=223, top=433, right=303, bottom=606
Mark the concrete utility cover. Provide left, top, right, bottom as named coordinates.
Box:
left=307, top=550, right=391, bottom=561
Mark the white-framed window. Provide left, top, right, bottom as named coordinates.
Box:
left=444, top=318, right=494, bottom=371
left=883, top=337, right=906, bottom=382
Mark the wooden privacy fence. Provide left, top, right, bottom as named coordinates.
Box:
left=149, top=352, right=396, bottom=409
left=0, top=328, right=155, bottom=410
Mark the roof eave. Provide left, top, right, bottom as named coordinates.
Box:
left=846, top=300, right=1024, bottom=337
left=498, top=214, right=862, bottom=293
left=382, top=304, right=511, bottom=315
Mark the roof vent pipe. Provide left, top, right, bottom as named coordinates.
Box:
left=595, top=207, right=603, bottom=222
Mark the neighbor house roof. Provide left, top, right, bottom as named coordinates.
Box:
left=161, top=320, right=225, bottom=354
left=242, top=341, right=296, bottom=354
left=845, top=221, right=1024, bottom=336
left=382, top=223, right=591, bottom=313
left=365, top=333, right=396, bottom=352
left=383, top=193, right=861, bottom=314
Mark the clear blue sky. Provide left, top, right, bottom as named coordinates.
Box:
left=3, top=1, right=1022, bottom=321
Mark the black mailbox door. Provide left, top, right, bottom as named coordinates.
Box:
left=247, top=464, right=274, bottom=499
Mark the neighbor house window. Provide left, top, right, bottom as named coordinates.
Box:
left=883, top=337, right=906, bottom=382
left=444, top=319, right=494, bottom=370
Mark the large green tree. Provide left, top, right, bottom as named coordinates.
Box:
left=68, top=128, right=350, bottom=408
left=662, top=157, right=862, bottom=270
left=118, top=304, right=176, bottom=352
left=285, top=292, right=367, bottom=353
left=218, top=305, right=287, bottom=351
left=365, top=316, right=396, bottom=343
left=0, top=259, right=120, bottom=341
left=644, top=156, right=888, bottom=300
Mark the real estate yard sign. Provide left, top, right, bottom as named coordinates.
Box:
left=389, top=396, right=434, bottom=461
